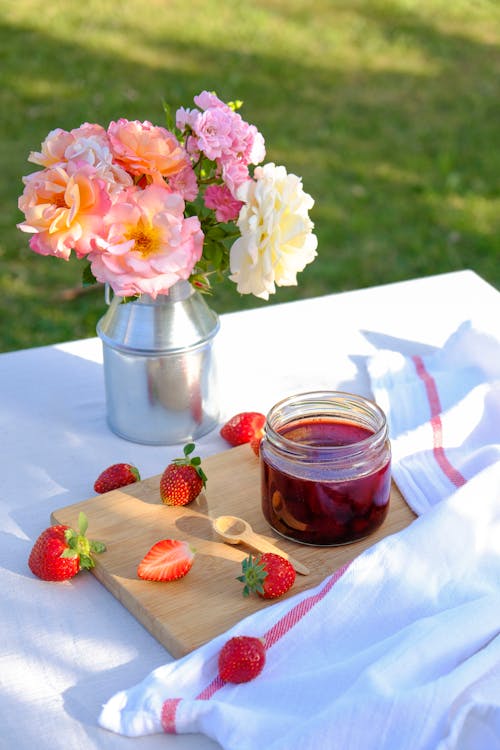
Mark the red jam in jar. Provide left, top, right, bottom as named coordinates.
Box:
left=260, top=391, right=391, bottom=546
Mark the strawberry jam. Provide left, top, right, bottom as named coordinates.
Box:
left=260, top=392, right=391, bottom=546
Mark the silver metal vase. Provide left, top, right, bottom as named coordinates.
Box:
left=97, top=280, right=220, bottom=445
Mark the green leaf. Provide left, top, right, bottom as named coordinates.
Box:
left=90, top=540, right=107, bottom=554
left=79, top=554, right=95, bottom=570
left=202, top=241, right=216, bottom=263
left=212, top=244, right=224, bottom=269
left=60, top=548, right=78, bottom=560
left=197, top=467, right=208, bottom=487
left=82, top=262, right=97, bottom=287
left=64, top=528, right=78, bottom=549
left=162, top=100, right=176, bottom=133
left=184, top=442, right=195, bottom=456
left=206, top=226, right=227, bottom=240
left=237, top=554, right=268, bottom=596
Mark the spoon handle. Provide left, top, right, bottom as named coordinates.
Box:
left=244, top=531, right=310, bottom=576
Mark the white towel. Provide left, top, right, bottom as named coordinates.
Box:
left=99, top=461, right=500, bottom=749
left=98, top=322, right=500, bottom=749
left=368, top=321, right=500, bottom=515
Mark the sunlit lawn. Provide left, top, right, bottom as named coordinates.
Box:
left=1, top=0, right=499, bottom=351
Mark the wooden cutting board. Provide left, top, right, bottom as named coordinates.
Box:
left=52, top=444, right=416, bottom=658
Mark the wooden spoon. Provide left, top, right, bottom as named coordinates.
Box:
left=212, top=515, right=310, bottom=575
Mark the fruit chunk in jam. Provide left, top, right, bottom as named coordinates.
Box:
left=261, top=419, right=391, bottom=546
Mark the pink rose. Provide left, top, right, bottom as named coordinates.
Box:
left=89, top=184, right=203, bottom=297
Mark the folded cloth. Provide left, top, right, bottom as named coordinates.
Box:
left=99, top=460, right=500, bottom=750
left=367, top=321, right=500, bottom=515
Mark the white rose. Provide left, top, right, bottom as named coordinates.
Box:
left=229, top=163, right=318, bottom=299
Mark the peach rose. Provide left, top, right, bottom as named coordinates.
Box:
left=107, top=119, right=189, bottom=179
left=28, top=123, right=110, bottom=168
left=17, top=161, right=111, bottom=260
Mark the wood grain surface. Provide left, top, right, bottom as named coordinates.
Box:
left=52, top=444, right=416, bottom=657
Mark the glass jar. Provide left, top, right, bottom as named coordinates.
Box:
left=260, top=391, right=391, bottom=546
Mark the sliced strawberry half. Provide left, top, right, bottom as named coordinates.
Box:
left=137, top=539, right=195, bottom=582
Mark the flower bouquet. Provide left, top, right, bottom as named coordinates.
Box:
left=17, top=90, right=318, bottom=301
left=17, top=91, right=319, bottom=444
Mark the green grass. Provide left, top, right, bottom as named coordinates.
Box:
left=1, top=0, right=499, bottom=352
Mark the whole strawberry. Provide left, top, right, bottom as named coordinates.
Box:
left=160, top=443, right=207, bottom=507
left=28, top=512, right=106, bottom=582
left=94, top=463, right=140, bottom=494
left=218, top=635, right=266, bottom=684
left=220, top=412, right=265, bottom=447
left=238, top=552, right=296, bottom=599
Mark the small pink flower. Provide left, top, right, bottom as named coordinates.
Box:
left=195, top=108, right=234, bottom=161
left=107, top=119, right=189, bottom=179
left=193, top=91, right=228, bottom=111
left=17, top=161, right=110, bottom=259
left=237, top=123, right=266, bottom=165
left=221, top=160, right=251, bottom=197
left=178, top=92, right=266, bottom=170
left=175, top=107, right=200, bottom=131
left=89, top=184, right=203, bottom=297
left=167, top=164, right=198, bottom=201
left=204, top=184, right=243, bottom=222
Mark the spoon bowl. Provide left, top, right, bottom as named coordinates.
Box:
left=213, top=515, right=253, bottom=544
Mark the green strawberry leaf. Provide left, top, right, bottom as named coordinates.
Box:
left=196, top=466, right=208, bottom=487
left=64, top=528, right=78, bottom=548
left=79, top=553, right=95, bottom=570
left=237, top=555, right=268, bottom=597
left=60, top=548, right=79, bottom=560
left=90, top=540, right=107, bottom=554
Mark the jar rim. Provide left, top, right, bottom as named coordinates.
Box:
left=264, top=390, right=387, bottom=460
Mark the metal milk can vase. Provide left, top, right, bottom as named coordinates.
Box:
left=97, top=280, right=220, bottom=445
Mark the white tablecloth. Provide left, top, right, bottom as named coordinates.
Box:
left=1, top=269, right=498, bottom=750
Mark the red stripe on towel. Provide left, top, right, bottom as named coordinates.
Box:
left=412, top=355, right=467, bottom=488
left=161, top=562, right=350, bottom=733
left=161, top=698, right=181, bottom=734
left=263, top=562, right=349, bottom=649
